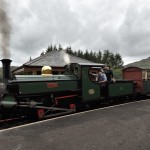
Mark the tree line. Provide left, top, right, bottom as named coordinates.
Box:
left=41, top=44, right=124, bottom=68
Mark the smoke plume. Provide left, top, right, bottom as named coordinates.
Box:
left=63, top=51, right=70, bottom=64
left=0, top=0, right=11, bottom=58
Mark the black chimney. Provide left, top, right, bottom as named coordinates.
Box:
left=0, top=59, right=12, bottom=83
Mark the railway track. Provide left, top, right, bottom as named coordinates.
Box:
left=0, top=116, right=30, bottom=130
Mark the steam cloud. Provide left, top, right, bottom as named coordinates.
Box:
left=0, top=0, right=11, bottom=58
left=63, top=51, right=70, bottom=64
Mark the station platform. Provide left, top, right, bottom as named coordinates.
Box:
left=0, top=99, right=150, bottom=150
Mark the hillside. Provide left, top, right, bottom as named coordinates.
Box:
left=124, top=57, right=150, bottom=69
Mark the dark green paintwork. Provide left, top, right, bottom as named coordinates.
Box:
left=143, top=80, right=150, bottom=94
left=82, top=67, right=101, bottom=101
left=2, top=95, right=16, bottom=107
left=14, top=75, right=78, bottom=94
left=18, top=81, right=78, bottom=94
left=108, top=82, right=133, bottom=97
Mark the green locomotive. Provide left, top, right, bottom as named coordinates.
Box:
left=0, top=59, right=140, bottom=119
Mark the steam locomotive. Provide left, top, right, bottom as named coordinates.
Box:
left=0, top=59, right=150, bottom=119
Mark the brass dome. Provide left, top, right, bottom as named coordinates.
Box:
left=41, top=66, right=52, bottom=76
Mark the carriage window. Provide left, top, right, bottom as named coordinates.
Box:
left=147, top=71, right=150, bottom=79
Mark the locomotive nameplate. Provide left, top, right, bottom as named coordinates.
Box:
left=47, top=83, right=58, bottom=88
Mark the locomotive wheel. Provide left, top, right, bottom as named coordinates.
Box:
left=37, top=109, right=45, bottom=119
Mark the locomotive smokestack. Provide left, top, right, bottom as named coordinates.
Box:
left=0, top=59, right=12, bottom=83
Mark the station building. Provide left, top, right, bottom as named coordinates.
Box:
left=12, top=50, right=98, bottom=75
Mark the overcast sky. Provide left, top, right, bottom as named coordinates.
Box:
left=0, top=0, right=150, bottom=66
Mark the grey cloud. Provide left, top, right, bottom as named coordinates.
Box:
left=1, top=0, right=150, bottom=66
left=10, top=0, right=83, bottom=57
left=119, top=0, right=150, bottom=57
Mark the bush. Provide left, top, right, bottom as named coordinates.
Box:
left=113, top=68, right=122, bottom=79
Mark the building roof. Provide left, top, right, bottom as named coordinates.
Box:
left=12, top=50, right=103, bottom=73
left=23, top=50, right=99, bottom=67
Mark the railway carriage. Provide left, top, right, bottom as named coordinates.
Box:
left=123, top=67, right=150, bottom=98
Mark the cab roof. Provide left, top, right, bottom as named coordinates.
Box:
left=69, top=63, right=105, bottom=67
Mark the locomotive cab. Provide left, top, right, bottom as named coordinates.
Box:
left=64, top=63, right=81, bottom=79
left=64, top=63, right=106, bottom=102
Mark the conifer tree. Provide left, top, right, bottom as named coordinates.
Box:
left=41, top=44, right=124, bottom=68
